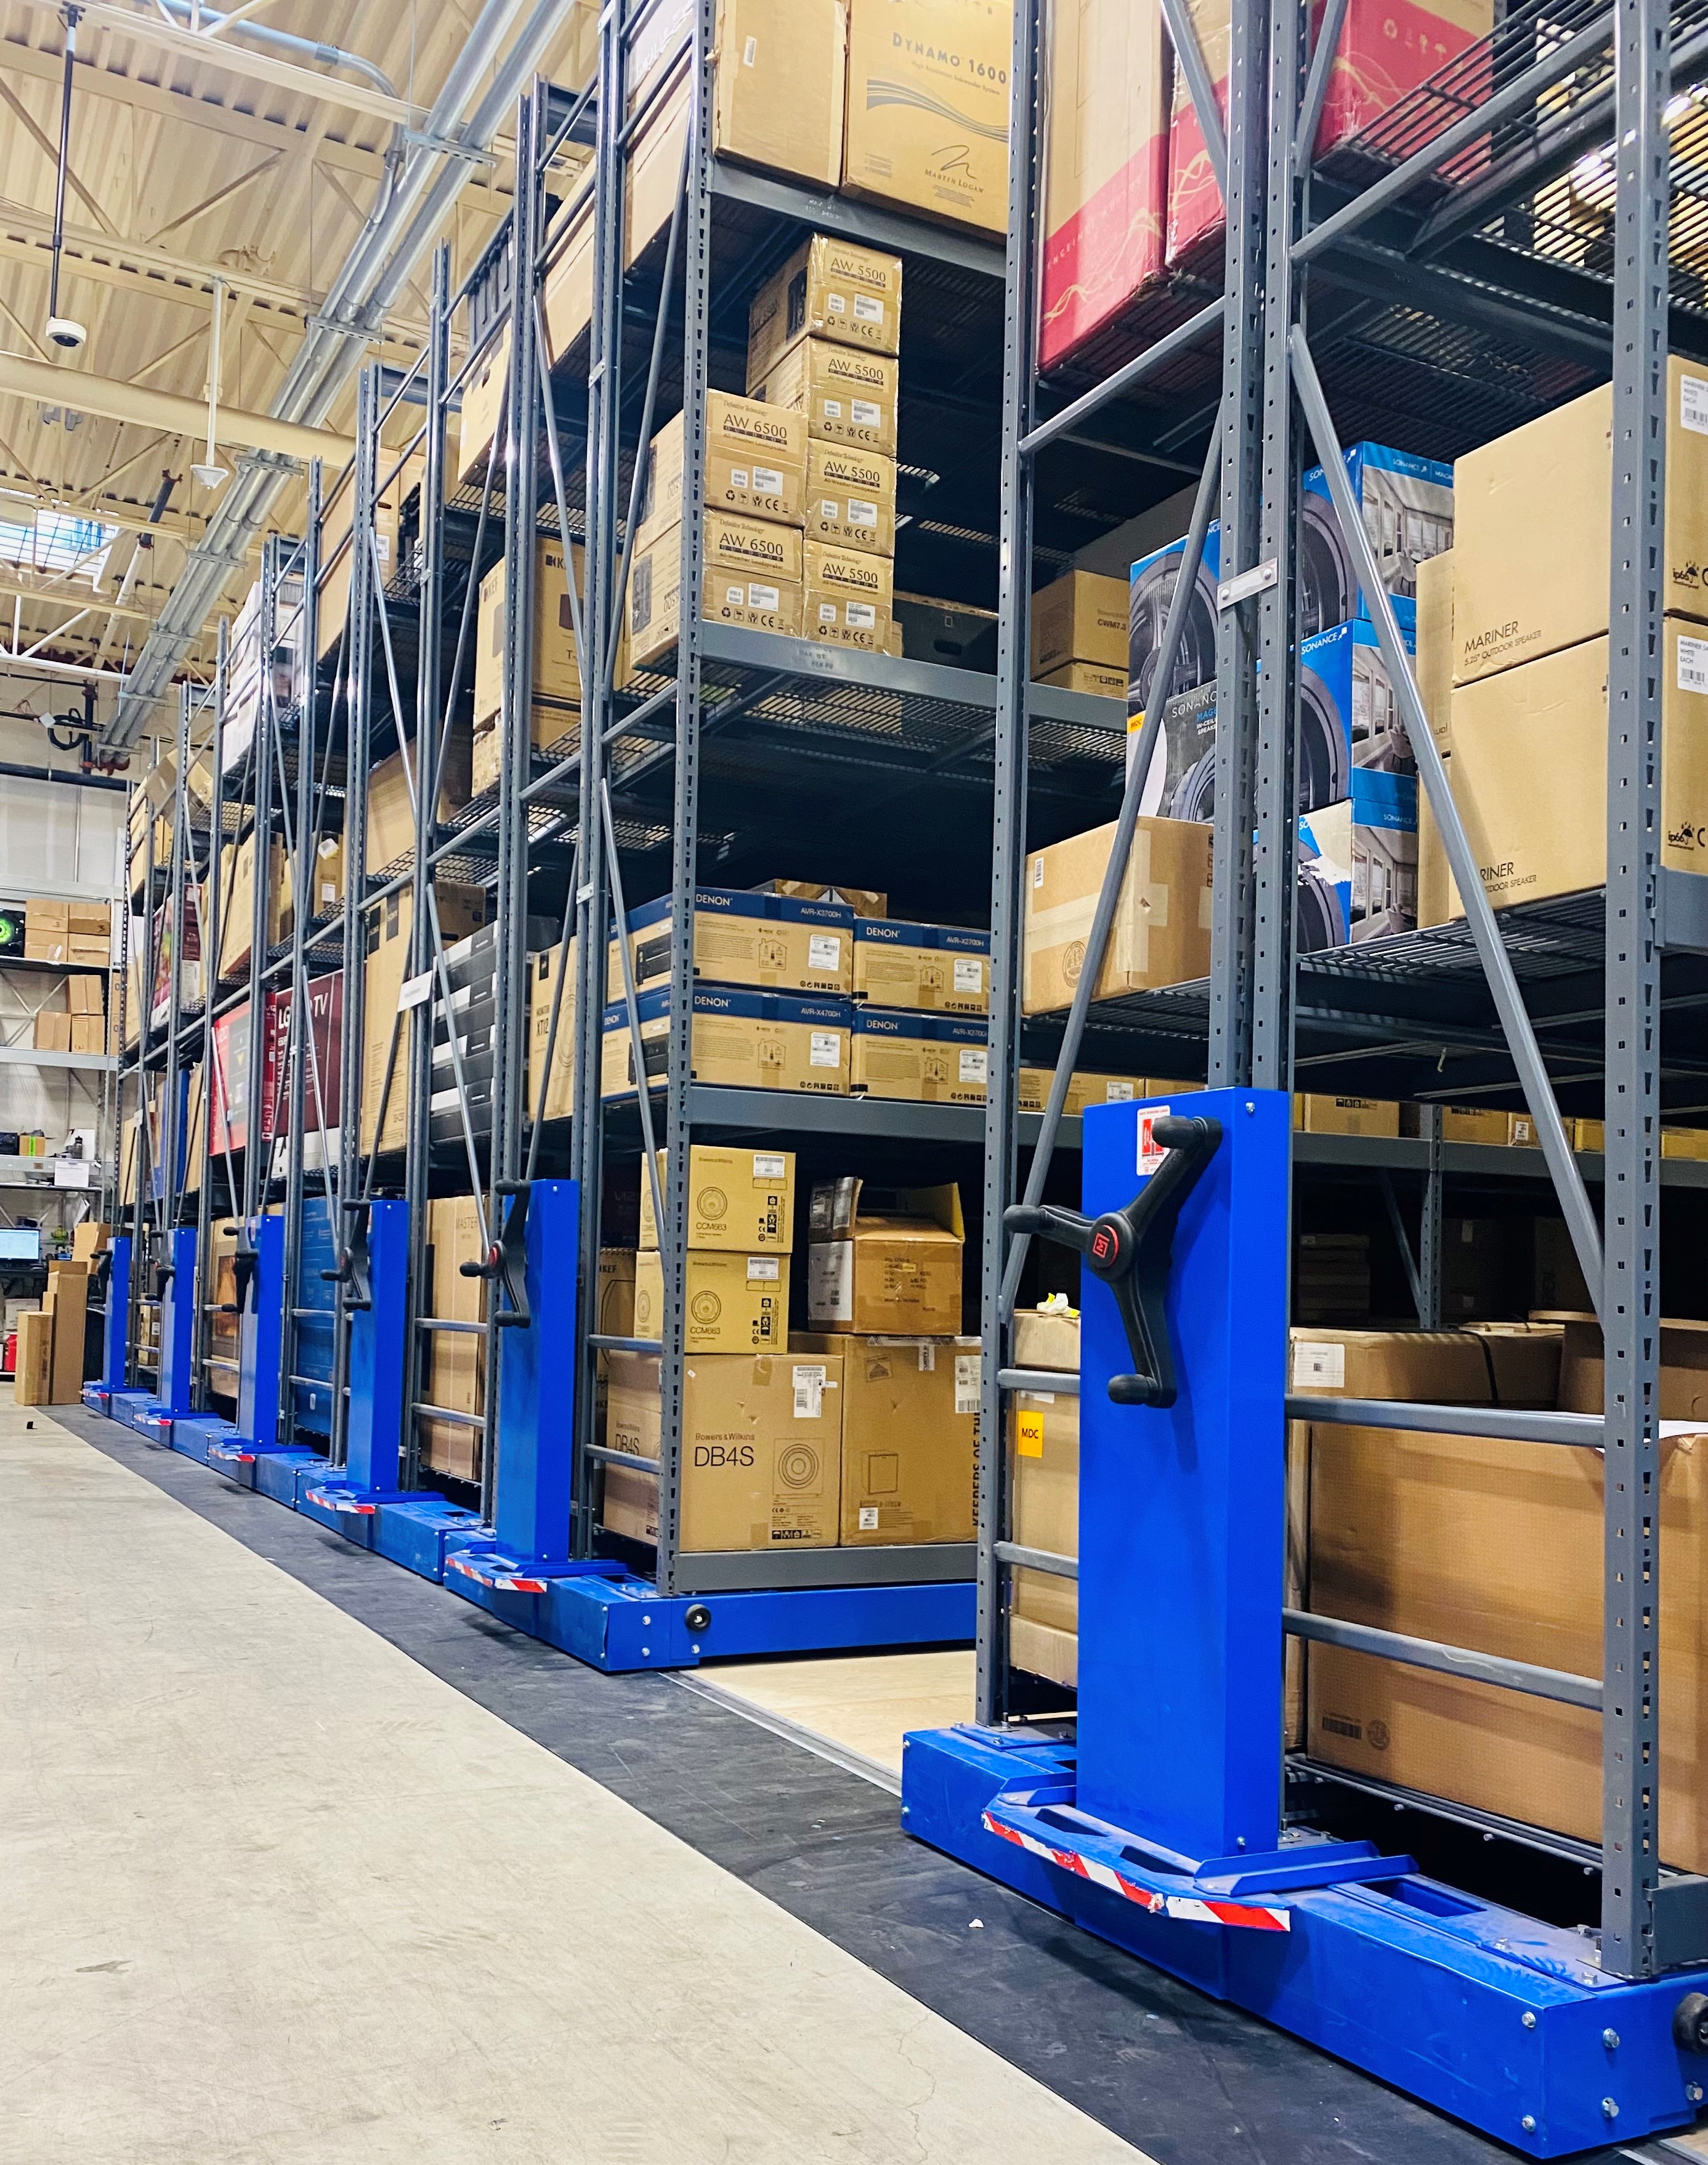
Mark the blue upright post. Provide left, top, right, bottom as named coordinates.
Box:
left=157, top=1226, right=196, bottom=1416
left=203, top=1213, right=296, bottom=1478
left=344, top=1197, right=408, bottom=1493
left=85, top=1234, right=131, bottom=1412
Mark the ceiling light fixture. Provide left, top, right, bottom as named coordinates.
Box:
left=191, top=277, right=229, bottom=489
left=45, top=6, right=87, bottom=352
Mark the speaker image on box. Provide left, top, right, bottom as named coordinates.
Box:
left=1128, top=530, right=1221, bottom=711
left=1297, top=665, right=1351, bottom=814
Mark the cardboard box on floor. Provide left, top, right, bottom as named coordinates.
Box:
left=1454, top=357, right=1708, bottom=686
left=806, top=1178, right=963, bottom=1336
left=842, top=0, right=1011, bottom=234
left=42, top=1259, right=89, bottom=1402
left=421, top=1196, right=485, bottom=1481
left=638, top=1144, right=795, bottom=1252
left=1040, top=0, right=1169, bottom=371
left=12, top=1308, right=52, bottom=1404
left=747, top=235, right=902, bottom=382
left=1306, top=1417, right=1708, bottom=1871
left=1022, top=817, right=1215, bottom=1013
left=602, top=1348, right=845, bottom=1550
left=1446, top=626, right=1708, bottom=905
left=633, top=1248, right=789, bottom=1355
left=792, top=1332, right=978, bottom=1544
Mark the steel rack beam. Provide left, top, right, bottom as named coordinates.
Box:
left=278, top=480, right=322, bottom=1449
left=1282, top=1608, right=1603, bottom=1713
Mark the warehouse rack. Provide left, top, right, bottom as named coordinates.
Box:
left=892, top=0, right=1708, bottom=2150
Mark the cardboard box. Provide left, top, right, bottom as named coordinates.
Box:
left=806, top=1178, right=963, bottom=1335
left=32, top=1011, right=72, bottom=1054
left=753, top=878, right=888, bottom=918
left=473, top=538, right=583, bottom=728
left=639, top=399, right=807, bottom=545
left=1298, top=617, right=1417, bottom=807
left=471, top=706, right=578, bottom=799
left=1293, top=1232, right=1371, bottom=1324
left=360, top=883, right=486, bottom=1155
left=1010, top=1378, right=1079, bottom=1646
left=212, top=833, right=289, bottom=979
left=1167, top=0, right=1492, bottom=266
left=638, top=1144, right=795, bottom=1252
left=1534, top=1218, right=1592, bottom=1313
left=67, top=900, right=111, bottom=936
left=1439, top=1104, right=1509, bottom=1145
left=1447, top=627, right=1708, bottom=905
left=1415, top=547, right=1454, bottom=753
left=455, top=322, right=509, bottom=487
left=1306, top=1418, right=1708, bottom=1871
left=602, top=985, right=851, bottom=1098
left=1040, top=0, right=1168, bottom=370
left=803, top=537, right=893, bottom=650
left=72, top=1221, right=110, bottom=1259
left=542, top=190, right=595, bottom=366
left=1416, top=751, right=1463, bottom=928
left=318, top=447, right=418, bottom=660
left=1293, top=1095, right=1401, bottom=1138
left=597, top=1248, right=637, bottom=1340
left=421, top=1195, right=485, bottom=1481
left=748, top=235, right=902, bottom=382
left=1016, top=1067, right=1159, bottom=1114
left=750, top=337, right=899, bottom=457
left=791, top=1331, right=977, bottom=1543
left=1559, top=1314, right=1708, bottom=1425
left=852, top=917, right=989, bottom=1013
left=1040, top=660, right=1127, bottom=698
left=618, top=885, right=854, bottom=998
left=1288, top=1324, right=1538, bottom=1406
left=1022, top=817, right=1214, bottom=1014
left=1303, top=444, right=1454, bottom=617
left=43, top=1259, right=89, bottom=1402
left=527, top=938, right=577, bottom=1124
left=601, top=1348, right=845, bottom=1550
left=803, top=441, right=896, bottom=557
left=366, top=737, right=472, bottom=873
left=1664, top=1125, right=1708, bottom=1161
left=633, top=1247, right=790, bottom=1353
left=850, top=1009, right=987, bottom=1103
left=13, top=1308, right=51, bottom=1404
left=1295, top=776, right=1419, bottom=950
left=1441, top=1215, right=1528, bottom=1322
left=1032, top=570, right=1128, bottom=678
left=1013, top=1303, right=1080, bottom=1375
left=843, top=0, right=1011, bottom=233
left=625, top=515, right=804, bottom=673
left=67, top=972, right=105, bottom=1014
left=68, top=1016, right=105, bottom=1056
left=893, top=593, right=996, bottom=669
left=1454, top=357, right=1708, bottom=685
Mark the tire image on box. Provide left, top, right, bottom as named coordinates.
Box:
left=1128, top=547, right=1217, bottom=710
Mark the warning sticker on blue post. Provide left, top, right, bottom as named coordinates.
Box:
left=1137, top=1106, right=1170, bottom=1175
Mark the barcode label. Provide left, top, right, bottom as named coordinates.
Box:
left=753, top=466, right=784, bottom=493
left=859, top=1505, right=880, bottom=1529
left=952, top=958, right=983, bottom=991
left=851, top=398, right=880, bottom=426
left=753, top=1152, right=786, bottom=1180
left=730, top=466, right=750, bottom=489
left=792, top=1363, right=825, bottom=1417
left=1291, top=1340, right=1346, bottom=1390
left=809, top=1030, right=842, bottom=1068
left=822, top=397, right=843, bottom=419
left=807, top=934, right=842, bottom=969
left=1680, top=633, right=1708, bottom=693
left=955, top=1353, right=981, bottom=1414
left=848, top=498, right=878, bottom=527
left=1683, top=374, right=1708, bottom=435
left=1106, top=1079, right=1136, bottom=1101
left=747, top=583, right=780, bottom=610
left=399, top=971, right=432, bottom=1011
left=958, top=1048, right=988, bottom=1084
left=853, top=294, right=884, bottom=323
left=847, top=602, right=876, bottom=629
left=747, top=1256, right=780, bottom=1281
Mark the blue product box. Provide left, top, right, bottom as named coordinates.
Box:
left=1296, top=769, right=1419, bottom=952
left=1298, top=615, right=1419, bottom=811
left=1130, top=524, right=1223, bottom=713
left=1301, top=440, right=1454, bottom=625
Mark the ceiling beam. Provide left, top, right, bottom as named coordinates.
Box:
left=12, top=0, right=423, bottom=130
left=0, top=350, right=357, bottom=466
left=0, top=573, right=155, bottom=625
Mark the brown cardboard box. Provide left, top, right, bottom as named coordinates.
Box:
left=13, top=1308, right=52, bottom=1404
left=633, top=1248, right=789, bottom=1353
left=456, top=324, right=509, bottom=487
left=638, top=1144, right=795, bottom=1251
left=1038, top=660, right=1127, bottom=698
left=71, top=1221, right=110, bottom=1260
left=1447, top=627, right=1708, bottom=905
left=1415, top=752, right=1463, bottom=928
left=474, top=538, right=584, bottom=727
left=1016, top=1067, right=1155, bottom=1114
left=472, top=706, right=578, bottom=798
left=360, top=883, right=487, bottom=1155
left=1664, top=1125, right=1708, bottom=1160
left=753, top=878, right=888, bottom=918
left=43, top=1260, right=89, bottom=1402
left=1558, top=1314, right=1708, bottom=1423
left=365, top=735, right=474, bottom=873
left=1463, top=1319, right=1564, bottom=1408
left=33, top=1011, right=72, bottom=1054
left=1452, top=358, right=1708, bottom=685
left=750, top=337, right=899, bottom=457
left=1022, top=817, right=1215, bottom=1014
left=852, top=920, right=989, bottom=1013
left=28, top=899, right=68, bottom=933
left=625, top=516, right=804, bottom=673
left=793, top=1331, right=977, bottom=1543
left=1031, top=570, right=1128, bottom=678
left=527, top=939, right=577, bottom=1123
left=748, top=235, right=902, bottom=381
left=1439, top=1106, right=1509, bottom=1144
left=598, top=1248, right=637, bottom=1340
left=1010, top=1378, right=1079, bottom=1648
left=601, top=1348, right=845, bottom=1550
left=639, top=399, right=807, bottom=544
left=601, top=987, right=851, bottom=1098
left=1013, top=1303, right=1080, bottom=1375
left=1306, top=1420, right=1708, bottom=1871
left=214, top=833, right=289, bottom=979
left=421, top=1196, right=485, bottom=1481
left=1415, top=548, right=1454, bottom=752
left=802, top=536, right=893, bottom=650
left=318, top=447, right=418, bottom=660
left=1287, top=1324, right=1503, bottom=1404
left=843, top=0, right=1012, bottom=234
left=1039, top=0, right=1168, bottom=372
left=1293, top=1095, right=1401, bottom=1138
left=65, top=967, right=103, bottom=1014
left=806, top=1178, right=963, bottom=1334
left=67, top=933, right=111, bottom=967
left=617, top=886, right=853, bottom=999
left=850, top=1011, right=987, bottom=1104
left=803, top=441, right=896, bottom=557
left=543, top=190, right=595, bottom=365
left=67, top=900, right=111, bottom=937
left=68, top=1016, right=105, bottom=1056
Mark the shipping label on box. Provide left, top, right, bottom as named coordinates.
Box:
left=751, top=337, right=899, bottom=456
left=850, top=1009, right=988, bottom=1103
left=633, top=1247, right=789, bottom=1353
left=639, top=1143, right=795, bottom=1252
left=803, top=440, right=896, bottom=556
left=748, top=234, right=902, bottom=381
left=619, top=885, right=853, bottom=998
left=852, top=917, right=990, bottom=1013
left=601, top=985, right=851, bottom=1098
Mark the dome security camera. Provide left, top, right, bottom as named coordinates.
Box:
left=46, top=315, right=86, bottom=351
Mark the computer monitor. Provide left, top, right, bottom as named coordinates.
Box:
left=0, top=1228, right=43, bottom=1263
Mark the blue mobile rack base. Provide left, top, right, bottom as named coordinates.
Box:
left=900, top=1091, right=1708, bottom=2157
left=126, top=1228, right=198, bottom=1444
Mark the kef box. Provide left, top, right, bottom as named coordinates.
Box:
left=1296, top=772, right=1419, bottom=951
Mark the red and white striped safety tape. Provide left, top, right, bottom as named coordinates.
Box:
left=209, top=1444, right=255, bottom=1463
left=304, top=1487, right=376, bottom=1516
left=445, top=1556, right=546, bottom=1595
left=982, top=1813, right=1290, bottom=1932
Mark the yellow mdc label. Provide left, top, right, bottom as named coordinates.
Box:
left=1016, top=1410, right=1045, bottom=1459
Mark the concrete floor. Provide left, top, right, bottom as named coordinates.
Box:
left=0, top=1406, right=1153, bottom=2165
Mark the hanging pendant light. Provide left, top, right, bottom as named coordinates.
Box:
left=192, top=277, right=229, bottom=489
left=45, top=5, right=87, bottom=352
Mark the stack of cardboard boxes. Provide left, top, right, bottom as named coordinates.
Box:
left=23, top=899, right=111, bottom=1055
left=472, top=539, right=583, bottom=796
left=1128, top=438, right=1452, bottom=950
left=849, top=910, right=991, bottom=1107
left=1419, top=356, right=1708, bottom=923
left=419, top=1194, right=487, bottom=1482
left=12, top=1224, right=104, bottom=1406
left=1030, top=570, right=1128, bottom=700
left=603, top=1159, right=976, bottom=1556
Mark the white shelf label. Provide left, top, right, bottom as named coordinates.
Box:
left=1292, top=1340, right=1346, bottom=1391
left=399, top=971, right=432, bottom=1011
